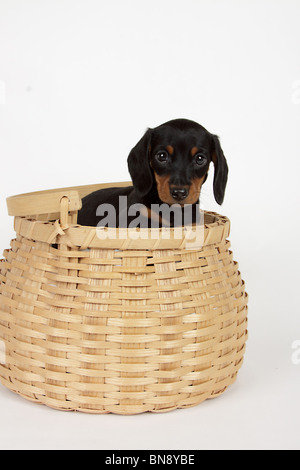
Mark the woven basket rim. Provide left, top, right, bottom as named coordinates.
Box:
left=13, top=212, right=230, bottom=250
left=7, top=182, right=231, bottom=250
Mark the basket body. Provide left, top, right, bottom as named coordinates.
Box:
left=0, top=184, right=248, bottom=414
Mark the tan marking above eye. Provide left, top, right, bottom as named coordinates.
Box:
left=166, top=145, right=174, bottom=155
left=191, top=147, right=199, bottom=157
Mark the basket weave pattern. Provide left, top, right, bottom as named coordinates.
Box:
left=0, top=185, right=248, bottom=414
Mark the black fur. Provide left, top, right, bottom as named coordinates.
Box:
left=77, top=118, right=228, bottom=227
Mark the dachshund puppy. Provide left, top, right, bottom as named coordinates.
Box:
left=77, top=118, right=228, bottom=228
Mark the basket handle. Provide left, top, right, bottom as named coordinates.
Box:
left=6, top=182, right=133, bottom=218
left=6, top=189, right=82, bottom=218
left=60, top=196, right=72, bottom=229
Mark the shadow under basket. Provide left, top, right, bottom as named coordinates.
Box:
left=0, top=182, right=248, bottom=414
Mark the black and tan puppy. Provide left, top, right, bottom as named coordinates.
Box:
left=77, top=118, right=228, bottom=227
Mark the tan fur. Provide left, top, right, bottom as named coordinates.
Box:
left=166, top=145, right=174, bottom=155
left=191, top=146, right=199, bottom=157
left=154, top=173, right=206, bottom=205
left=154, top=173, right=175, bottom=204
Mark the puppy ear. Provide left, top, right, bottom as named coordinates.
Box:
left=127, top=128, right=153, bottom=197
left=211, top=134, right=229, bottom=205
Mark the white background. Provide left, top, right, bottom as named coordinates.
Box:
left=0, top=0, right=299, bottom=450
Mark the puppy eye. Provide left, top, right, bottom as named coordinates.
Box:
left=155, top=151, right=169, bottom=163
left=195, top=153, right=207, bottom=166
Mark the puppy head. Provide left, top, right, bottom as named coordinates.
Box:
left=128, top=118, right=228, bottom=205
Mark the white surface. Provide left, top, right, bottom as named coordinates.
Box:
left=0, top=0, right=299, bottom=450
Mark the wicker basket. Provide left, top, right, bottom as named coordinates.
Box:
left=0, top=182, right=248, bottom=414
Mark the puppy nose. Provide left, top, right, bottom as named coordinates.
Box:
left=170, top=187, right=189, bottom=201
